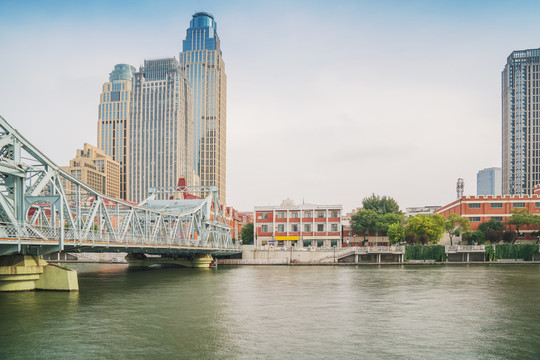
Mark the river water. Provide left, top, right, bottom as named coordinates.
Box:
left=1, top=264, right=540, bottom=359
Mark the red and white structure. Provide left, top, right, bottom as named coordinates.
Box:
left=254, top=199, right=342, bottom=248
left=435, top=184, right=540, bottom=235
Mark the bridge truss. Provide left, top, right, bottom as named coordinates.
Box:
left=0, top=116, right=240, bottom=257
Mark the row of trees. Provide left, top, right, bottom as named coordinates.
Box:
left=350, top=194, right=452, bottom=245
left=462, top=208, right=540, bottom=245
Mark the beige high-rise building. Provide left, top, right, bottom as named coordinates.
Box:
left=128, top=58, right=195, bottom=203
left=180, top=12, right=227, bottom=205
left=97, top=64, right=136, bottom=201
left=62, top=143, right=120, bottom=199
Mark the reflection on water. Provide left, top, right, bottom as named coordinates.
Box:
left=1, top=264, right=540, bottom=359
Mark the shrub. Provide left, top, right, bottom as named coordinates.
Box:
left=404, top=245, right=447, bottom=262
left=502, top=231, right=517, bottom=243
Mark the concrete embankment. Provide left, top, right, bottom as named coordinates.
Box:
left=222, top=246, right=353, bottom=265
left=219, top=245, right=540, bottom=265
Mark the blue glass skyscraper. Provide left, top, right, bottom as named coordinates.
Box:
left=477, top=167, right=502, bottom=196
left=179, top=12, right=227, bottom=205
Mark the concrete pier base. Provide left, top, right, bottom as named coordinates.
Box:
left=0, top=255, right=78, bottom=291
left=126, top=253, right=213, bottom=268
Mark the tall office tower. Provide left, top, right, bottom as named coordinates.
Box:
left=128, top=58, right=194, bottom=203
left=502, top=47, right=540, bottom=195
left=179, top=12, right=227, bottom=205
left=477, top=167, right=502, bottom=196
left=97, top=64, right=136, bottom=201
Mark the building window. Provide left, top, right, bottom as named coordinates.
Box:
left=490, top=203, right=503, bottom=208
left=303, top=211, right=312, bottom=218
left=277, top=224, right=285, bottom=232
left=291, top=224, right=298, bottom=232
left=513, top=203, right=525, bottom=208
left=277, top=211, right=285, bottom=219
left=290, top=211, right=299, bottom=218
left=304, top=224, right=311, bottom=232
left=261, top=225, right=268, bottom=232
left=331, top=224, right=338, bottom=232
left=491, top=217, right=503, bottom=221
left=470, top=217, right=480, bottom=222
left=330, top=210, right=340, bottom=218
left=260, top=212, right=269, bottom=220
left=468, top=203, right=481, bottom=209
left=317, top=224, right=324, bottom=231
left=536, top=202, right=540, bottom=208
left=317, top=211, right=325, bottom=218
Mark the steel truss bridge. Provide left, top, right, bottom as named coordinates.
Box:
left=0, top=116, right=241, bottom=258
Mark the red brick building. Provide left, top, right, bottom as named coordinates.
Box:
left=435, top=185, right=540, bottom=237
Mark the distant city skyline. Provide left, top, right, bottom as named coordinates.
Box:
left=2, top=0, right=540, bottom=212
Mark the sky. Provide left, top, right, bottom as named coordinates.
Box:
left=1, top=0, right=540, bottom=213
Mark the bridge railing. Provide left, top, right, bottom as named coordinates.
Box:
left=0, top=223, right=240, bottom=250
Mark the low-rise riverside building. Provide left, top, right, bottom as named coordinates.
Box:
left=254, top=199, right=342, bottom=248
left=435, top=185, right=540, bottom=238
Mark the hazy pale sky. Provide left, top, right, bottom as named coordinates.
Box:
left=1, top=0, right=540, bottom=212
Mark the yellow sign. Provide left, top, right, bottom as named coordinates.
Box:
left=275, top=236, right=299, bottom=241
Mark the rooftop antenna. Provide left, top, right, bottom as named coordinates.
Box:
left=456, top=178, right=464, bottom=199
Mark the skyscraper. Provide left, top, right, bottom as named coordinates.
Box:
left=477, top=167, right=502, bottom=196
left=502, top=47, right=540, bottom=195
left=128, top=58, right=194, bottom=203
left=97, top=64, right=136, bottom=200
left=179, top=12, right=227, bottom=205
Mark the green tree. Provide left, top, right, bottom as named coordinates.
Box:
left=478, top=219, right=504, bottom=244
left=462, top=230, right=486, bottom=245
left=387, top=222, right=405, bottom=244
left=362, top=194, right=401, bottom=215
left=478, top=219, right=504, bottom=233
left=375, top=213, right=405, bottom=236
left=506, top=209, right=539, bottom=243
left=406, top=214, right=445, bottom=244
left=350, top=209, right=379, bottom=239
left=502, top=230, right=518, bottom=244
left=241, top=223, right=254, bottom=245
left=444, top=213, right=470, bottom=246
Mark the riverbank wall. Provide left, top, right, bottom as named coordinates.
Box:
left=219, top=245, right=540, bottom=265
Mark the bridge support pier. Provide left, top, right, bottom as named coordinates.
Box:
left=126, top=253, right=214, bottom=268
left=0, top=255, right=78, bottom=291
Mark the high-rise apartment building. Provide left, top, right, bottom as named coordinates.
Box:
left=477, top=167, right=502, bottom=196
left=502, top=47, right=540, bottom=195
left=179, top=12, right=227, bottom=205
left=97, top=64, right=136, bottom=201
left=62, top=143, right=120, bottom=199
left=128, top=58, right=194, bottom=203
